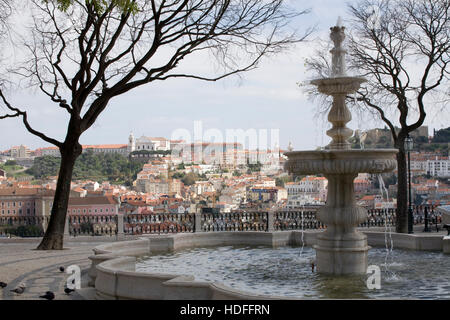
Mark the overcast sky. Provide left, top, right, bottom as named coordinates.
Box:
left=0, top=0, right=448, bottom=152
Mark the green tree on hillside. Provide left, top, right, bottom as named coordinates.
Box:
left=432, top=127, right=450, bottom=143
left=27, top=152, right=143, bottom=183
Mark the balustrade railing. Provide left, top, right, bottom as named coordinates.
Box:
left=124, top=213, right=194, bottom=235
left=68, top=214, right=119, bottom=236
left=200, top=212, right=268, bottom=232
left=0, top=205, right=443, bottom=237
left=273, top=210, right=325, bottom=231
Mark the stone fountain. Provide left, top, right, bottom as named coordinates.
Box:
left=285, top=20, right=398, bottom=275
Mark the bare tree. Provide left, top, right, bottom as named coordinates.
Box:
left=305, top=0, right=449, bottom=233
left=0, top=0, right=12, bottom=30
left=0, top=0, right=311, bottom=249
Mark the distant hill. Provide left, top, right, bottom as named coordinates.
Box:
left=432, top=127, right=450, bottom=143
left=350, top=126, right=448, bottom=155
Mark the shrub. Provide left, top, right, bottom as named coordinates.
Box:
left=5, top=225, right=44, bottom=237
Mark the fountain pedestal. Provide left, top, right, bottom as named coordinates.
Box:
left=315, top=173, right=370, bottom=274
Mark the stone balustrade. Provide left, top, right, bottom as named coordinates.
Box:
left=0, top=205, right=443, bottom=237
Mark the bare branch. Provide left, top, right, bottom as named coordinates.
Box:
left=0, top=89, right=63, bottom=147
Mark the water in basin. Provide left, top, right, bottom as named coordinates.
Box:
left=136, top=246, right=450, bottom=299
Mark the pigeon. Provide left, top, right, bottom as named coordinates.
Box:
left=10, top=283, right=26, bottom=294
left=59, top=266, right=65, bottom=272
left=39, top=291, right=55, bottom=300
left=310, top=259, right=316, bottom=273
left=0, top=282, right=7, bottom=288
left=64, top=287, right=75, bottom=295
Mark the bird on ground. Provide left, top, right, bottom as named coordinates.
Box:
left=64, top=287, right=75, bottom=295
left=10, top=283, right=26, bottom=295
left=59, top=266, right=65, bottom=272
left=39, top=291, right=55, bottom=300
left=0, top=282, right=7, bottom=288
left=310, top=259, right=316, bottom=273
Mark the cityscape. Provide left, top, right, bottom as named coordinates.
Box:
left=2, top=127, right=448, bottom=223
left=0, top=0, right=449, bottom=311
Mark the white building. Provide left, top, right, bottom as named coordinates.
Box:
left=83, top=144, right=128, bottom=155
left=10, top=145, right=32, bottom=158
left=36, top=147, right=61, bottom=157
left=427, top=156, right=450, bottom=178
left=133, top=135, right=171, bottom=151
left=286, top=176, right=328, bottom=202
left=286, top=194, right=324, bottom=209
left=193, top=181, right=216, bottom=196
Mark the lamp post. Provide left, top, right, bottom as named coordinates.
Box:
left=405, top=135, right=414, bottom=234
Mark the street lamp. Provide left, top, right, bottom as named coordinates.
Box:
left=405, top=135, right=414, bottom=234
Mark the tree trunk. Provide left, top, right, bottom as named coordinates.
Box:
left=395, top=143, right=408, bottom=233
left=37, top=138, right=82, bottom=250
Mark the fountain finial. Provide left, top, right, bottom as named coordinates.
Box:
left=330, top=20, right=346, bottom=77
left=288, top=141, right=293, bottom=152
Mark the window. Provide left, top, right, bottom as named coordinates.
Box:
left=19, top=209, right=22, bottom=214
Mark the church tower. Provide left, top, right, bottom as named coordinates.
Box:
left=127, top=132, right=135, bottom=153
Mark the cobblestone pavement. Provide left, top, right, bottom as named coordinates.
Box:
left=0, top=238, right=112, bottom=300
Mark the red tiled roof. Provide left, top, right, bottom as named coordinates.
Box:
left=82, top=144, right=127, bottom=149
left=68, top=196, right=118, bottom=206
left=0, top=188, right=55, bottom=196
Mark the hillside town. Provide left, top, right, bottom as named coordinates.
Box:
left=1, top=126, right=449, bottom=236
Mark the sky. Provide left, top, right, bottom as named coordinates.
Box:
left=0, top=0, right=448, bottom=152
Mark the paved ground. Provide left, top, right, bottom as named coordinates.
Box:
left=1, top=228, right=447, bottom=300
left=0, top=238, right=117, bottom=300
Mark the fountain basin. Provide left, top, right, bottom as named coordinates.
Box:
left=284, top=149, right=398, bottom=175
left=136, top=246, right=450, bottom=299
left=89, top=231, right=450, bottom=300
left=311, top=76, right=367, bottom=95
